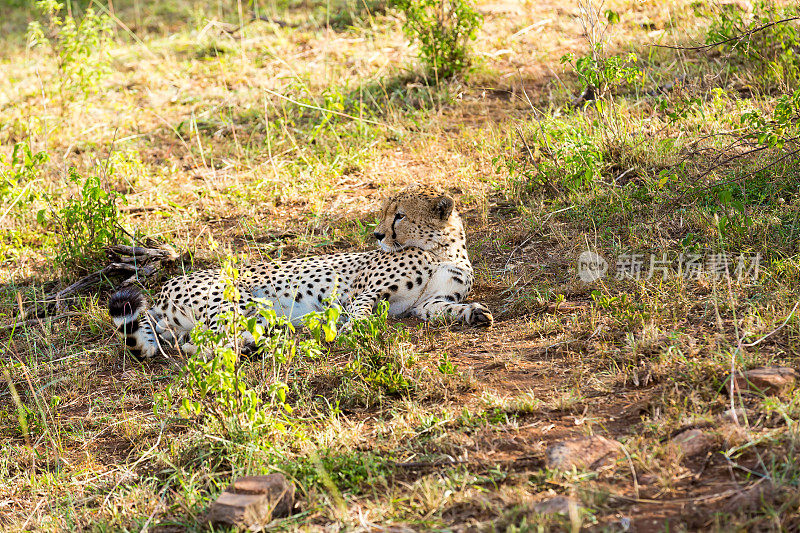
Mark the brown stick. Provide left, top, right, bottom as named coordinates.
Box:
left=22, top=260, right=161, bottom=319
left=119, top=205, right=164, bottom=214
left=0, top=312, right=79, bottom=333
left=107, top=244, right=178, bottom=260
left=52, top=263, right=138, bottom=307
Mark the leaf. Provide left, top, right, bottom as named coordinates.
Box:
left=323, top=323, right=337, bottom=343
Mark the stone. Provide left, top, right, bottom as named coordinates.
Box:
left=729, top=367, right=797, bottom=395
left=670, top=428, right=713, bottom=457
left=208, top=473, right=295, bottom=529
left=533, top=496, right=582, bottom=515
left=545, top=436, right=622, bottom=470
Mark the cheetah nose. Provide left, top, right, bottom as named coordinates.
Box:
left=373, top=231, right=385, bottom=241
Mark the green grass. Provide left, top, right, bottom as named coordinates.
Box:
left=1, top=0, right=800, bottom=530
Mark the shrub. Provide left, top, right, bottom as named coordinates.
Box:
left=27, top=0, right=113, bottom=105
left=496, top=120, right=604, bottom=198
left=40, top=168, right=125, bottom=273
left=157, top=259, right=339, bottom=439
left=338, top=301, right=416, bottom=398
left=396, top=0, right=483, bottom=80
left=706, top=0, right=800, bottom=88
left=0, top=142, right=48, bottom=204
left=560, top=47, right=642, bottom=100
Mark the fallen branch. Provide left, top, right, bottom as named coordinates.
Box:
left=0, top=312, right=80, bottom=333
left=44, top=262, right=140, bottom=313
left=107, top=244, right=178, bottom=261
left=119, top=205, right=165, bottom=214
left=21, top=245, right=177, bottom=319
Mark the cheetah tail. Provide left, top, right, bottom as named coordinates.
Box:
left=108, top=287, right=157, bottom=359
left=109, top=286, right=146, bottom=322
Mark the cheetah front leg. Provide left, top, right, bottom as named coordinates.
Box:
left=340, top=290, right=382, bottom=330
left=411, top=296, right=494, bottom=327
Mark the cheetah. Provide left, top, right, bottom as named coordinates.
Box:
left=108, top=185, right=493, bottom=359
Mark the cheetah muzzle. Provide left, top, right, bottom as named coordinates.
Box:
left=108, top=185, right=493, bottom=359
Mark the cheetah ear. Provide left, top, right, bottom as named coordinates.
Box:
left=433, top=195, right=454, bottom=220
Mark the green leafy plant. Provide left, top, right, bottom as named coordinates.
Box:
left=706, top=1, right=800, bottom=87
left=156, top=259, right=345, bottom=438
left=159, top=260, right=291, bottom=437
left=40, top=168, right=125, bottom=273
left=304, top=303, right=341, bottom=344
left=287, top=449, right=391, bottom=494
left=437, top=352, right=456, bottom=374
left=339, top=301, right=415, bottom=397
left=591, top=290, right=649, bottom=329
left=27, top=0, right=113, bottom=106
left=0, top=142, right=48, bottom=204
left=547, top=123, right=604, bottom=189
left=714, top=186, right=753, bottom=240
left=709, top=88, right=800, bottom=240
left=396, top=0, right=483, bottom=80
left=741, top=88, right=800, bottom=150
left=499, top=121, right=604, bottom=197
left=561, top=46, right=642, bottom=100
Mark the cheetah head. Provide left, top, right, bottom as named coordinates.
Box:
left=373, top=185, right=462, bottom=252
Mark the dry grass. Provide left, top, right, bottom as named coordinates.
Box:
left=1, top=0, right=800, bottom=531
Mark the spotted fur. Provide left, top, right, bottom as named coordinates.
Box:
left=108, top=185, right=493, bottom=359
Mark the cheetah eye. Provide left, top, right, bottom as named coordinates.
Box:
left=394, top=212, right=405, bottom=221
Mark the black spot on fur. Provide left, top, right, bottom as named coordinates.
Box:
left=125, top=318, right=139, bottom=334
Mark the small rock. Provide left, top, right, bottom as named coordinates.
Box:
left=208, top=473, right=295, bottom=529
left=670, top=428, right=713, bottom=457
left=729, top=367, right=797, bottom=396
left=545, top=435, right=622, bottom=470
left=533, top=496, right=582, bottom=515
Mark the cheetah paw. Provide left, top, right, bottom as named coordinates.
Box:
left=469, top=304, right=494, bottom=327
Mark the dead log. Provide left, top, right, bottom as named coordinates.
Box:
left=20, top=244, right=177, bottom=319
